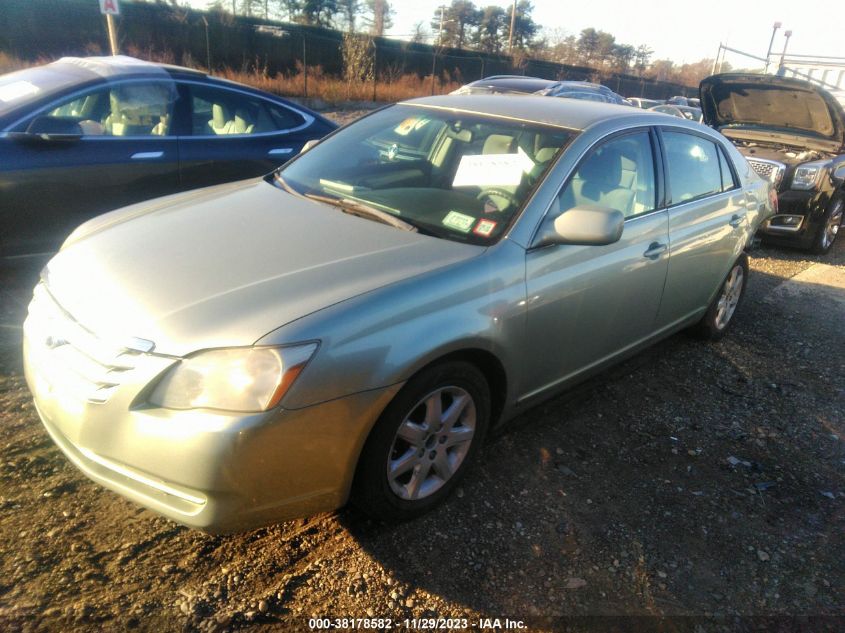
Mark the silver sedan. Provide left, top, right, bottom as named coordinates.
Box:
left=23, top=96, right=774, bottom=532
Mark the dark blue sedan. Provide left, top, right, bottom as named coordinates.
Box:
left=0, top=56, right=337, bottom=258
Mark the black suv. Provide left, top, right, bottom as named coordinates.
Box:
left=700, top=73, right=845, bottom=253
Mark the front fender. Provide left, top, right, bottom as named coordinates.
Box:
left=257, top=240, right=528, bottom=411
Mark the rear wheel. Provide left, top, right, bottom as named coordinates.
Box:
left=352, top=361, right=490, bottom=521
left=693, top=254, right=748, bottom=341
left=812, top=198, right=843, bottom=254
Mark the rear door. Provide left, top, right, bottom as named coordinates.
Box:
left=0, top=79, right=180, bottom=257
left=654, top=127, right=748, bottom=328
left=177, top=82, right=320, bottom=190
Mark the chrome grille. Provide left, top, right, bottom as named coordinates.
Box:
left=25, top=284, right=149, bottom=403
left=747, top=158, right=786, bottom=187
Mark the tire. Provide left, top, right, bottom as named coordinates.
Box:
left=693, top=254, right=748, bottom=341
left=352, top=361, right=490, bottom=522
left=811, top=198, right=843, bottom=255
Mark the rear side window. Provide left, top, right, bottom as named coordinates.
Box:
left=663, top=131, right=723, bottom=204
left=188, top=85, right=306, bottom=136
left=717, top=145, right=737, bottom=192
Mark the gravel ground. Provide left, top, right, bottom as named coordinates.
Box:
left=0, top=113, right=842, bottom=631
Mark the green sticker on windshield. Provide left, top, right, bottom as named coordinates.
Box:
left=442, top=211, right=475, bottom=233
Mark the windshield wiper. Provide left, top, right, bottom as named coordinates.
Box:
left=304, top=194, right=418, bottom=233
left=272, top=172, right=298, bottom=195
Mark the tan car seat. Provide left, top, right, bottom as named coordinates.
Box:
left=209, top=103, right=233, bottom=134
left=570, top=146, right=636, bottom=216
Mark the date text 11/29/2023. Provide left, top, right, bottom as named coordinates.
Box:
left=308, top=617, right=527, bottom=630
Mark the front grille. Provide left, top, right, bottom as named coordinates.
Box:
left=747, top=158, right=786, bottom=188
left=25, top=284, right=147, bottom=403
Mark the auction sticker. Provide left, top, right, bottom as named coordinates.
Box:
left=442, top=211, right=476, bottom=233
left=452, top=146, right=534, bottom=187
left=473, top=218, right=498, bottom=237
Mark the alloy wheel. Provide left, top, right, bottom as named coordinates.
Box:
left=386, top=386, right=476, bottom=501
left=821, top=202, right=843, bottom=251
left=714, top=265, right=744, bottom=330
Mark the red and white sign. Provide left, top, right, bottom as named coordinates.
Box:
left=99, top=0, right=120, bottom=16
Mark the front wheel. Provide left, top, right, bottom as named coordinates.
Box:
left=692, top=254, right=748, bottom=341
left=352, top=361, right=490, bottom=521
left=812, top=198, right=843, bottom=254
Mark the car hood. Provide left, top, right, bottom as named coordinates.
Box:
left=699, top=73, right=845, bottom=152
left=42, top=179, right=483, bottom=357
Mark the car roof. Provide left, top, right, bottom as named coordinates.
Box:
left=44, top=55, right=207, bottom=81
left=402, top=94, right=653, bottom=131
left=549, top=80, right=603, bottom=89
left=463, top=76, right=557, bottom=91
left=484, top=75, right=545, bottom=80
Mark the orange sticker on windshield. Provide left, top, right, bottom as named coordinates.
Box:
left=473, top=219, right=498, bottom=237
left=394, top=117, right=429, bottom=136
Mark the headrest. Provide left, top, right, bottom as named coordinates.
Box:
left=579, top=147, right=622, bottom=186
left=483, top=134, right=515, bottom=155
left=212, top=103, right=227, bottom=127
left=233, top=109, right=253, bottom=134
left=535, top=147, right=557, bottom=163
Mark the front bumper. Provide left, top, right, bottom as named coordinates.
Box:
left=23, top=314, right=400, bottom=534
left=757, top=189, right=824, bottom=248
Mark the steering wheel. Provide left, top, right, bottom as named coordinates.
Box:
left=476, top=188, right=520, bottom=211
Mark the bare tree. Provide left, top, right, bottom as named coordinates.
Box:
left=411, top=21, right=429, bottom=44
left=634, top=44, right=653, bottom=75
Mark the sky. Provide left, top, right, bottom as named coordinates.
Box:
left=382, top=0, right=843, bottom=67
left=180, top=0, right=844, bottom=67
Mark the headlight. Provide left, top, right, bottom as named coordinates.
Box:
left=149, top=344, right=317, bottom=412
left=791, top=162, right=825, bottom=190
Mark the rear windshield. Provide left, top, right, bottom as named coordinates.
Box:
left=279, top=104, right=576, bottom=245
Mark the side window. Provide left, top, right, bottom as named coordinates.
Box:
left=265, top=102, right=306, bottom=130
left=717, top=145, right=737, bottom=191
left=558, top=131, right=656, bottom=219
left=189, top=85, right=304, bottom=136
left=34, top=82, right=175, bottom=137
left=663, top=131, right=723, bottom=203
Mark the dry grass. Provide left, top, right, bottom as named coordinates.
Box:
left=0, top=51, right=50, bottom=74
left=217, top=65, right=462, bottom=103
left=0, top=50, right=463, bottom=104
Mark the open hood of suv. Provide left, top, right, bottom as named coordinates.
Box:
left=699, top=73, right=845, bottom=152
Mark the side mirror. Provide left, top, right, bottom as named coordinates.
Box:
left=833, top=164, right=845, bottom=181
left=17, top=116, right=83, bottom=142
left=300, top=139, right=321, bottom=153
left=535, top=205, right=625, bottom=247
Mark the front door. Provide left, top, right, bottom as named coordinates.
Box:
left=521, top=129, right=670, bottom=401
left=0, top=80, right=180, bottom=256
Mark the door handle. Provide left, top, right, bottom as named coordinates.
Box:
left=131, top=151, right=164, bottom=160
left=729, top=214, right=744, bottom=228
left=643, top=242, right=667, bottom=260
left=268, top=148, right=293, bottom=156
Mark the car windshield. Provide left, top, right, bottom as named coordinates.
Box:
left=0, top=66, right=86, bottom=118
left=278, top=104, right=575, bottom=245
left=554, top=91, right=608, bottom=102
